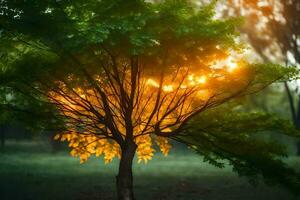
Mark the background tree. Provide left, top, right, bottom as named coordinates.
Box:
left=222, top=0, right=300, bottom=153
left=0, top=1, right=299, bottom=200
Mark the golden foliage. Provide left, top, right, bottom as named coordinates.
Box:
left=55, top=133, right=171, bottom=164
left=54, top=132, right=121, bottom=164
left=156, top=136, right=172, bottom=156
left=135, top=135, right=155, bottom=163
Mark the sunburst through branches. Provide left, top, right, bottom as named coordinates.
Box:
left=51, top=51, right=253, bottom=164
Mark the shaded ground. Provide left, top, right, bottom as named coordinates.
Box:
left=0, top=140, right=299, bottom=200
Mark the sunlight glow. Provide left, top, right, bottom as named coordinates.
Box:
left=146, top=78, right=160, bottom=88
left=146, top=73, right=208, bottom=92
left=226, top=56, right=238, bottom=73
left=196, top=75, right=207, bottom=84
left=163, top=85, right=174, bottom=92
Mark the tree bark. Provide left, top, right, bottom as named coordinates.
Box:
left=116, top=140, right=137, bottom=200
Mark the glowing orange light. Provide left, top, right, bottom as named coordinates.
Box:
left=197, top=89, right=210, bottom=100
left=146, top=79, right=160, bottom=88
left=163, top=85, right=174, bottom=92
left=146, top=73, right=208, bottom=92
left=188, top=74, right=195, bottom=81
left=146, top=79, right=174, bottom=92
left=196, top=75, right=207, bottom=84
left=226, top=57, right=238, bottom=73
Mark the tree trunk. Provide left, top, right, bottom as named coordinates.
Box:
left=294, top=121, right=300, bottom=154
left=284, top=83, right=300, bottom=155
left=0, top=125, right=5, bottom=150
left=296, top=142, right=300, bottom=155
left=116, top=140, right=137, bottom=200
left=294, top=109, right=300, bottom=155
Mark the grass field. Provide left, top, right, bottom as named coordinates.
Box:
left=0, top=140, right=299, bottom=200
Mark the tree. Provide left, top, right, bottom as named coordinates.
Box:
left=0, top=0, right=298, bottom=199
left=0, top=118, right=7, bottom=150
left=223, top=0, right=300, bottom=153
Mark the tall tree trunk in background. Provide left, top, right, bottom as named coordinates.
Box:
left=295, top=103, right=300, bottom=155
left=284, top=82, right=300, bottom=155
left=295, top=95, right=300, bottom=155
left=0, top=125, right=6, bottom=150
left=116, top=140, right=137, bottom=200
left=296, top=130, right=300, bottom=155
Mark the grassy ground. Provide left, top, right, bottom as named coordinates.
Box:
left=0, top=140, right=300, bottom=200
